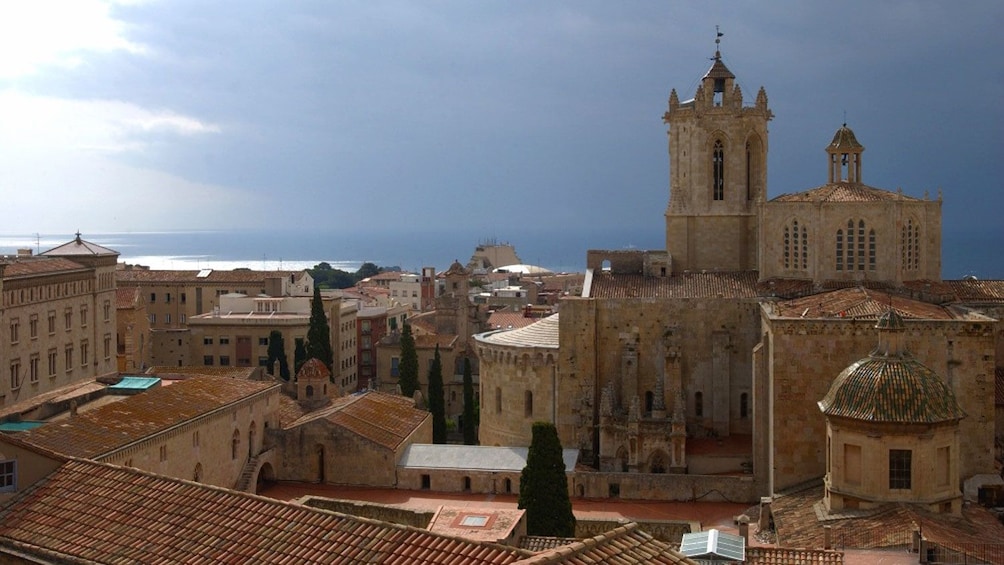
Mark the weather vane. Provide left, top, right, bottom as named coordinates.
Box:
left=713, top=25, right=724, bottom=59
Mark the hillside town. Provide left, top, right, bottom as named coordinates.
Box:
left=2, top=45, right=1004, bottom=565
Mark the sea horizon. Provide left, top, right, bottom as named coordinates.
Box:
left=1, top=227, right=1001, bottom=280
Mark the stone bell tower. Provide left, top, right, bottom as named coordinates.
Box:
left=663, top=37, right=773, bottom=273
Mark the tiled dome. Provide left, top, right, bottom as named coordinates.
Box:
left=818, top=355, right=964, bottom=424
left=827, top=124, right=863, bottom=151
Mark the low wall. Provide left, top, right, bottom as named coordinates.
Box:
left=577, top=519, right=696, bottom=544
left=571, top=471, right=758, bottom=504
left=295, top=496, right=434, bottom=529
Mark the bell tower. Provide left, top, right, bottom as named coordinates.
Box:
left=663, top=33, right=773, bottom=273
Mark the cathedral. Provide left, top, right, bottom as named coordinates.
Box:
left=477, top=45, right=1000, bottom=505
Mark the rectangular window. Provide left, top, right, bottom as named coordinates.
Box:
left=203, top=355, right=214, bottom=366
left=104, top=300, right=111, bottom=321
left=180, top=314, right=186, bottom=324
left=203, top=337, right=213, bottom=345
left=219, top=355, right=230, bottom=366
left=104, top=334, right=112, bottom=360
left=889, top=449, right=912, bottom=490
left=65, top=345, right=73, bottom=372
left=219, top=336, right=230, bottom=345
left=48, top=349, right=57, bottom=377
left=9, top=318, right=18, bottom=344
left=9, top=360, right=21, bottom=390
left=165, top=293, right=171, bottom=303
left=80, top=341, right=89, bottom=367
left=0, top=460, right=16, bottom=492
left=48, top=311, right=56, bottom=334
left=29, top=355, right=40, bottom=384
left=165, top=314, right=171, bottom=325
left=80, top=305, right=88, bottom=327
left=258, top=356, right=269, bottom=367
left=258, top=337, right=268, bottom=346
left=181, top=293, right=186, bottom=304
left=150, top=293, right=156, bottom=303
left=29, top=315, right=38, bottom=339
left=149, top=314, right=156, bottom=324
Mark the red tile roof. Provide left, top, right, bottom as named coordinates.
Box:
left=945, top=279, right=1004, bottom=303
left=146, top=365, right=262, bottom=380
left=117, top=268, right=302, bottom=284
left=0, top=257, right=89, bottom=278
left=115, top=287, right=141, bottom=309
left=17, top=376, right=277, bottom=459
left=771, top=287, right=963, bottom=320
left=771, top=182, right=920, bottom=203
left=486, top=311, right=539, bottom=331
left=0, top=459, right=533, bottom=564
left=288, top=391, right=430, bottom=451
left=588, top=272, right=760, bottom=299
left=517, top=523, right=696, bottom=564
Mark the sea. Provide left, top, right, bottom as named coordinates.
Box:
left=1, top=227, right=1001, bottom=280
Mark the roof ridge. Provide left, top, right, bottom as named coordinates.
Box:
left=513, top=523, right=641, bottom=563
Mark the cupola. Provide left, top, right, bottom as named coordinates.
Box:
left=826, top=124, right=865, bottom=183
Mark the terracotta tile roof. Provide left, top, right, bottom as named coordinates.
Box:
left=415, top=334, right=459, bottom=349
left=0, top=257, right=89, bottom=278
left=486, top=311, right=540, bottom=331
left=40, top=236, right=118, bottom=256
left=745, top=547, right=843, bottom=565
left=479, top=315, right=560, bottom=349
left=145, top=365, right=262, bottom=380
left=276, top=393, right=309, bottom=426
left=945, top=279, right=1004, bottom=303
left=115, top=286, right=141, bottom=309
left=297, top=358, right=331, bottom=381
left=0, top=459, right=533, bottom=564
left=588, top=272, right=760, bottom=299
left=116, top=268, right=301, bottom=284
left=771, top=287, right=962, bottom=320
left=516, top=523, right=696, bottom=564
left=520, top=536, right=578, bottom=552
left=771, top=182, right=920, bottom=203
left=17, top=376, right=277, bottom=459
left=756, top=278, right=816, bottom=299
left=771, top=484, right=1004, bottom=550
left=288, top=391, right=429, bottom=451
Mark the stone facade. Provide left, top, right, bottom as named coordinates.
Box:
left=0, top=237, right=118, bottom=409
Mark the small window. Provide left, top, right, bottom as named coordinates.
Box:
left=219, top=336, right=230, bottom=345
left=695, top=391, right=704, bottom=418
left=421, top=474, right=431, bottom=490
left=204, top=337, right=213, bottom=345
left=258, top=337, right=268, bottom=346
left=150, top=293, right=156, bottom=302
left=0, top=460, right=16, bottom=492
left=889, top=449, right=912, bottom=489
left=203, top=356, right=214, bottom=366
left=524, top=390, right=533, bottom=418
left=165, top=314, right=171, bottom=324
left=220, top=355, right=230, bottom=366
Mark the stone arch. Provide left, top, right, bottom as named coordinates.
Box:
left=254, top=462, right=276, bottom=494
left=744, top=132, right=765, bottom=201
left=616, top=446, right=629, bottom=472
left=231, top=428, right=240, bottom=460
left=649, top=450, right=669, bottom=474
left=193, top=462, right=203, bottom=482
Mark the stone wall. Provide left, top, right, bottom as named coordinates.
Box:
left=296, top=496, right=434, bottom=529
left=763, top=313, right=996, bottom=492
left=571, top=471, right=758, bottom=504
left=576, top=519, right=695, bottom=544
left=397, top=467, right=524, bottom=496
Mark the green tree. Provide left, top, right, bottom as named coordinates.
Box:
left=355, top=262, right=381, bottom=279
left=266, top=330, right=290, bottom=381
left=518, top=422, right=575, bottom=537
left=306, top=286, right=333, bottom=378
left=294, top=338, right=306, bottom=377
left=462, top=357, right=477, bottom=445
left=398, top=323, right=419, bottom=398
left=428, top=345, right=447, bottom=444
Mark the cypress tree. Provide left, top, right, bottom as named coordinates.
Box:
left=428, top=345, right=447, bottom=444
left=398, top=323, right=419, bottom=398
left=266, top=330, right=290, bottom=381
left=518, top=421, right=575, bottom=537
left=294, top=338, right=306, bottom=377
left=462, top=357, right=477, bottom=445
left=306, top=286, right=333, bottom=379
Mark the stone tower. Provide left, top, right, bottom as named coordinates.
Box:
left=663, top=46, right=773, bottom=273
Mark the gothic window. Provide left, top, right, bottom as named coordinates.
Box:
left=835, top=229, right=844, bottom=271
left=901, top=218, right=919, bottom=270
left=712, top=140, right=724, bottom=201
left=856, top=220, right=866, bottom=271
left=868, top=229, right=876, bottom=271
left=785, top=220, right=808, bottom=270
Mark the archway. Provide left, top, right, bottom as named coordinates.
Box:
left=193, top=462, right=203, bottom=483
left=649, top=450, right=669, bottom=474
left=255, top=462, right=276, bottom=494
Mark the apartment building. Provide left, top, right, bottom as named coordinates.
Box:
left=0, top=236, right=118, bottom=409
left=356, top=303, right=410, bottom=391
left=186, top=292, right=358, bottom=396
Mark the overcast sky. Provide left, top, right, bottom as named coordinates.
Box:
left=1, top=1, right=1001, bottom=242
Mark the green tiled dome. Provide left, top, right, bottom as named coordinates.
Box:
left=818, top=355, right=964, bottom=424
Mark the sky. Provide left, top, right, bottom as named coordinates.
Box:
left=1, top=1, right=1002, bottom=247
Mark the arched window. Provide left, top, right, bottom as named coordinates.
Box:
left=305, top=385, right=313, bottom=398
left=644, top=391, right=654, bottom=414
left=868, top=229, right=876, bottom=271
left=836, top=229, right=844, bottom=271
left=524, top=390, right=533, bottom=418
left=783, top=220, right=809, bottom=270
left=712, top=140, right=725, bottom=201
left=902, top=218, right=919, bottom=270
left=746, top=141, right=752, bottom=201
left=857, top=220, right=866, bottom=270
left=695, top=391, right=704, bottom=418
left=231, top=429, right=240, bottom=460
left=783, top=226, right=790, bottom=269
